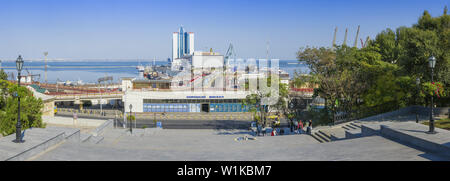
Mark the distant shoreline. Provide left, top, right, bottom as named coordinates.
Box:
left=0, top=59, right=299, bottom=62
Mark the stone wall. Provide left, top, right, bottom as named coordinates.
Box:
left=359, top=106, right=449, bottom=122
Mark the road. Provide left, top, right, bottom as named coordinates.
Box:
left=117, top=118, right=253, bottom=129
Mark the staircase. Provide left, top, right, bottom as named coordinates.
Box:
left=310, top=122, right=362, bottom=143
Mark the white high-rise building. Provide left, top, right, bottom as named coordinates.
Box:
left=172, top=26, right=195, bottom=60
left=172, top=32, right=179, bottom=60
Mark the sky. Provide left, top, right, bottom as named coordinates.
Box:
left=0, top=0, right=448, bottom=61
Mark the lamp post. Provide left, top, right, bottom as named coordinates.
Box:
left=416, top=78, right=420, bottom=123
left=129, top=104, right=133, bottom=134
left=13, top=55, right=24, bottom=143
left=428, top=56, right=437, bottom=134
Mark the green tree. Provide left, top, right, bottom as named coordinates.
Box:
left=243, top=75, right=286, bottom=127
left=0, top=69, right=8, bottom=81
left=0, top=80, right=45, bottom=136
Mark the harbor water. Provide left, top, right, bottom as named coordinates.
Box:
left=0, top=60, right=309, bottom=83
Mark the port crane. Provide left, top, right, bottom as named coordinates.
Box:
left=224, top=43, right=236, bottom=63
left=25, top=69, right=41, bottom=83
left=360, top=36, right=370, bottom=48
left=332, top=26, right=367, bottom=49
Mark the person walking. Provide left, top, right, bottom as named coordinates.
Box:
left=298, top=120, right=304, bottom=134
left=306, top=120, right=312, bottom=135
left=257, top=124, right=262, bottom=136
left=73, top=112, right=78, bottom=126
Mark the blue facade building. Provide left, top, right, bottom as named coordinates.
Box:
left=172, top=26, right=195, bottom=60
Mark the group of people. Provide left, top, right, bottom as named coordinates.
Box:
left=294, top=119, right=312, bottom=135
left=255, top=119, right=313, bottom=136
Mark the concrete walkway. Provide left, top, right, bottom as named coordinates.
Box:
left=43, top=116, right=107, bottom=133
left=33, top=128, right=446, bottom=161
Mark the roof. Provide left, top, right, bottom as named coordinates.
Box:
left=27, top=85, right=55, bottom=102
left=121, top=77, right=135, bottom=80
left=133, top=79, right=172, bottom=83
left=29, top=84, right=48, bottom=94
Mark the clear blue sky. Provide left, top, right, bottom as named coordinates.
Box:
left=0, top=0, right=448, bottom=61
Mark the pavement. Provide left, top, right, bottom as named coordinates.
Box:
left=32, top=128, right=447, bottom=161
left=0, top=127, right=67, bottom=161
left=42, top=116, right=107, bottom=133
left=2, top=111, right=449, bottom=161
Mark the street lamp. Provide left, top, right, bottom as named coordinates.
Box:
left=428, top=56, right=437, bottom=134
left=13, top=55, right=24, bottom=143
left=129, top=104, right=133, bottom=134
left=416, top=77, right=420, bottom=123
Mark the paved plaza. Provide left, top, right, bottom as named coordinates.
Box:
left=2, top=108, right=450, bottom=161
left=31, top=128, right=446, bottom=161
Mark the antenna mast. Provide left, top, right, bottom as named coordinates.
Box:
left=44, top=52, right=48, bottom=83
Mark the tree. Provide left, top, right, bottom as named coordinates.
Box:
left=0, top=69, right=8, bottom=81
left=0, top=80, right=45, bottom=136
left=243, top=75, right=285, bottom=128
left=372, top=28, right=399, bottom=64
left=297, top=45, right=382, bottom=123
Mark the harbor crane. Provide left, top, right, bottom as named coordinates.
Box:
left=332, top=27, right=338, bottom=48
left=25, top=69, right=41, bottom=83
left=360, top=36, right=370, bottom=48
left=224, top=43, right=236, bottom=61
left=332, top=26, right=365, bottom=48
left=343, top=28, right=348, bottom=46
left=353, top=25, right=360, bottom=48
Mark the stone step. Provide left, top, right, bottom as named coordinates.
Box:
left=80, top=133, right=92, bottom=143
left=361, top=124, right=381, bottom=137
left=350, top=122, right=362, bottom=128
left=310, top=133, right=326, bottom=143
left=314, top=131, right=331, bottom=143
left=329, top=130, right=347, bottom=141
left=318, top=130, right=332, bottom=139
left=345, top=129, right=362, bottom=139
left=89, top=136, right=104, bottom=144
left=342, top=124, right=357, bottom=130
left=341, top=126, right=351, bottom=130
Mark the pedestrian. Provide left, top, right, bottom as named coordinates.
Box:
left=257, top=124, right=262, bottom=136
left=306, top=120, right=312, bottom=135
left=299, top=120, right=304, bottom=134
left=73, top=112, right=78, bottom=126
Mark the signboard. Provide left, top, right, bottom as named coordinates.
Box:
left=186, top=96, right=225, bottom=99
left=156, top=121, right=162, bottom=128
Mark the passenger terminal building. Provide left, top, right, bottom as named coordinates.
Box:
left=123, top=90, right=250, bottom=113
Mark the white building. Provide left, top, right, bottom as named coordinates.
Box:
left=123, top=90, right=249, bottom=113
left=172, top=26, right=195, bottom=60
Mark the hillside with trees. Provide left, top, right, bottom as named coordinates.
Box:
left=296, top=7, right=449, bottom=125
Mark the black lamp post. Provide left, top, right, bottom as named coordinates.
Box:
left=428, top=56, right=437, bottom=134
left=416, top=77, right=420, bottom=123
left=13, top=55, right=24, bottom=143
left=129, top=104, right=133, bottom=134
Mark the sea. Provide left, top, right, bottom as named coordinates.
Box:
left=0, top=60, right=309, bottom=83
